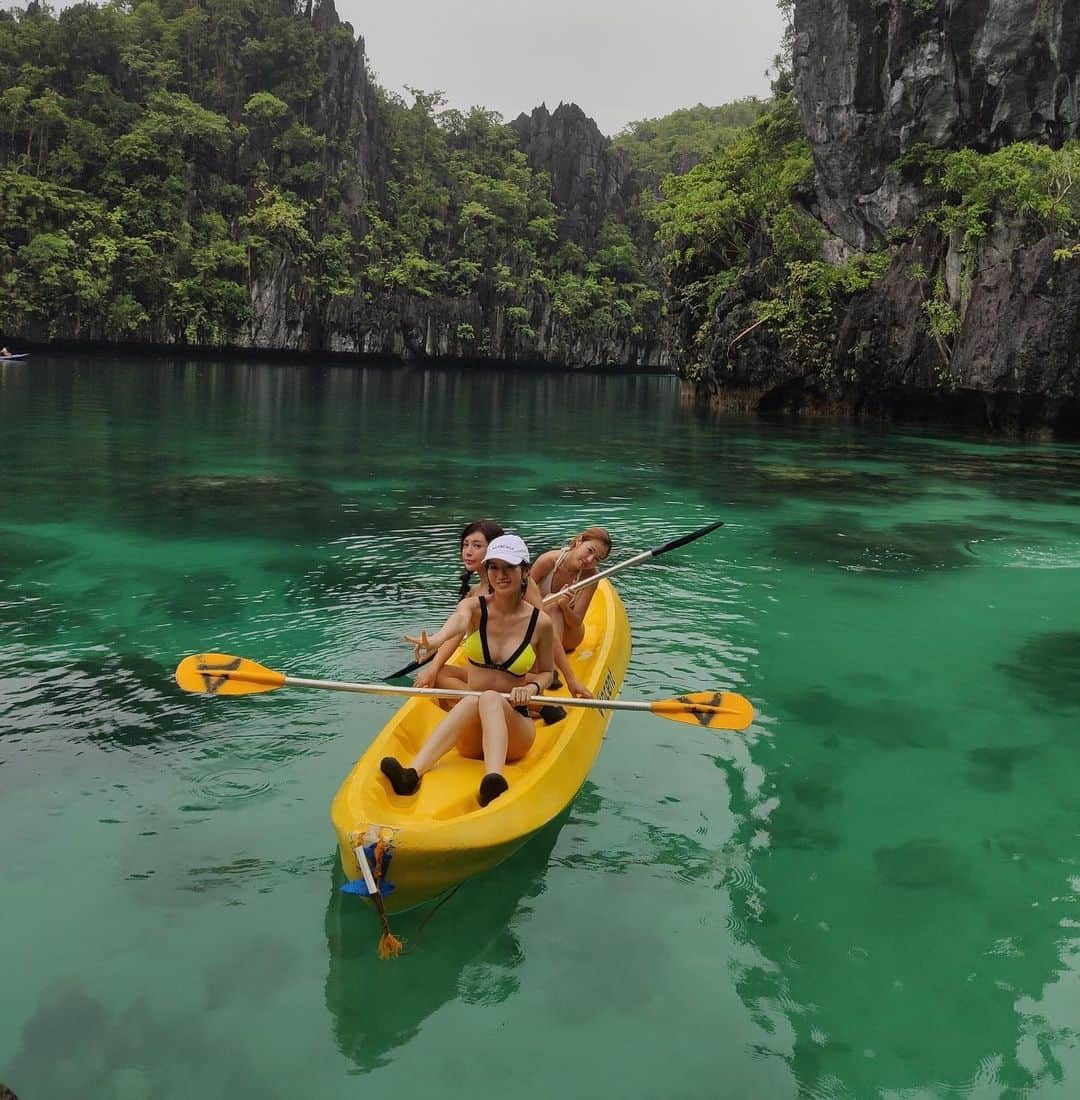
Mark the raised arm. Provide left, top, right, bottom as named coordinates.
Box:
left=404, top=597, right=478, bottom=660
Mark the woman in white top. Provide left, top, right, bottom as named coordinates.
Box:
left=530, top=526, right=612, bottom=654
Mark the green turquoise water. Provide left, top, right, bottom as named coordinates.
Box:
left=4, top=356, right=1080, bottom=1099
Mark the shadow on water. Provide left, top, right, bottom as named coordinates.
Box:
left=998, top=630, right=1080, bottom=711
left=2, top=985, right=274, bottom=1100
left=768, top=514, right=1004, bottom=575
left=271, top=554, right=412, bottom=608
left=743, top=464, right=922, bottom=508
left=122, top=475, right=350, bottom=542
left=776, top=683, right=948, bottom=751
left=966, top=745, right=1042, bottom=793
left=0, top=528, right=76, bottom=572
left=0, top=588, right=98, bottom=645
left=925, top=450, right=1080, bottom=505
left=323, top=818, right=564, bottom=1074
left=141, top=568, right=249, bottom=624
left=1, top=649, right=193, bottom=746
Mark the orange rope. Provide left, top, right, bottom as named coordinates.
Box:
left=371, top=837, right=403, bottom=960
left=348, top=831, right=404, bottom=959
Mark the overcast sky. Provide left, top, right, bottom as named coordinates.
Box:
left=337, top=0, right=786, bottom=135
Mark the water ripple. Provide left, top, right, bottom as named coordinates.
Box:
left=185, top=767, right=275, bottom=808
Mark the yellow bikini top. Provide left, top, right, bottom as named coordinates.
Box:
left=464, top=597, right=538, bottom=677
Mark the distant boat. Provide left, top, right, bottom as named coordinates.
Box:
left=0, top=353, right=28, bottom=361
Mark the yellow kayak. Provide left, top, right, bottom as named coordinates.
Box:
left=330, top=579, right=631, bottom=912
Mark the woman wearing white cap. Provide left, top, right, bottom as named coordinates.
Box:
left=414, top=521, right=591, bottom=703
left=381, top=533, right=556, bottom=807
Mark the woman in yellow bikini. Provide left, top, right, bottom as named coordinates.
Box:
left=530, top=526, right=612, bottom=654
left=381, top=534, right=555, bottom=807
left=415, top=520, right=590, bottom=701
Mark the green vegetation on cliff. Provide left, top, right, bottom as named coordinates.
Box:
left=650, top=79, right=1080, bottom=384
left=363, top=89, right=660, bottom=349
left=0, top=0, right=356, bottom=343
left=900, top=140, right=1080, bottom=251
left=895, top=139, right=1080, bottom=369
left=612, top=99, right=767, bottom=179
left=651, top=95, right=888, bottom=375
left=0, top=0, right=659, bottom=351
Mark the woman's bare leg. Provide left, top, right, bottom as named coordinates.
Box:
left=475, top=691, right=535, bottom=775
left=410, top=697, right=481, bottom=775
left=433, top=664, right=468, bottom=711
left=546, top=603, right=584, bottom=654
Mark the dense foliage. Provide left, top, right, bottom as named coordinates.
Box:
left=650, top=77, right=1080, bottom=381
left=901, top=140, right=1080, bottom=251
left=650, top=95, right=889, bottom=374
left=364, top=89, right=660, bottom=350
left=611, top=99, right=766, bottom=179
left=5, top=0, right=1074, bottom=386
left=0, top=0, right=664, bottom=350
left=893, top=139, right=1080, bottom=367
left=0, top=0, right=362, bottom=343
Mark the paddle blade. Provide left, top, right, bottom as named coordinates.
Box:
left=175, top=653, right=286, bottom=696
left=650, top=691, right=754, bottom=731
left=652, top=519, right=724, bottom=557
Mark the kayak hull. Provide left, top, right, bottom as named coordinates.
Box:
left=330, top=579, right=631, bottom=912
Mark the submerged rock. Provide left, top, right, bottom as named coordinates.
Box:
left=998, top=630, right=1080, bottom=709
left=873, top=837, right=969, bottom=890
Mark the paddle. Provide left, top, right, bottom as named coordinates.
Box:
left=384, top=518, right=725, bottom=680
left=175, top=652, right=755, bottom=731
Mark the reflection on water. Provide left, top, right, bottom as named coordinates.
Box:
left=725, top=559, right=1080, bottom=1092
left=729, top=811, right=1079, bottom=1095
left=324, top=820, right=563, bottom=1074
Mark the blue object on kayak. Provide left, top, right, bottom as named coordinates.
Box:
left=340, top=842, right=396, bottom=897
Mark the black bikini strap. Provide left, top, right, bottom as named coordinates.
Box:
left=498, top=605, right=540, bottom=672
left=477, top=596, right=493, bottom=667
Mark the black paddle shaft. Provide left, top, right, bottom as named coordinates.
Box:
left=650, top=519, right=724, bottom=558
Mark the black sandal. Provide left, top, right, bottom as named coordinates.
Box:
left=380, top=757, right=420, bottom=795
left=478, top=772, right=509, bottom=807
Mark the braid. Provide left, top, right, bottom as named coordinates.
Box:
left=457, top=570, right=474, bottom=600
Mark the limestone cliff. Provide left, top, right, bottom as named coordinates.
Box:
left=239, top=4, right=659, bottom=367
left=0, top=0, right=668, bottom=367
left=248, top=13, right=661, bottom=365
left=796, top=0, right=1080, bottom=250
left=692, top=0, right=1080, bottom=435
left=250, top=0, right=382, bottom=350
left=511, top=103, right=637, bottom=248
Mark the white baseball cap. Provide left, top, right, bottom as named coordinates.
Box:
left=482, top=534, right=530, bottom=566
